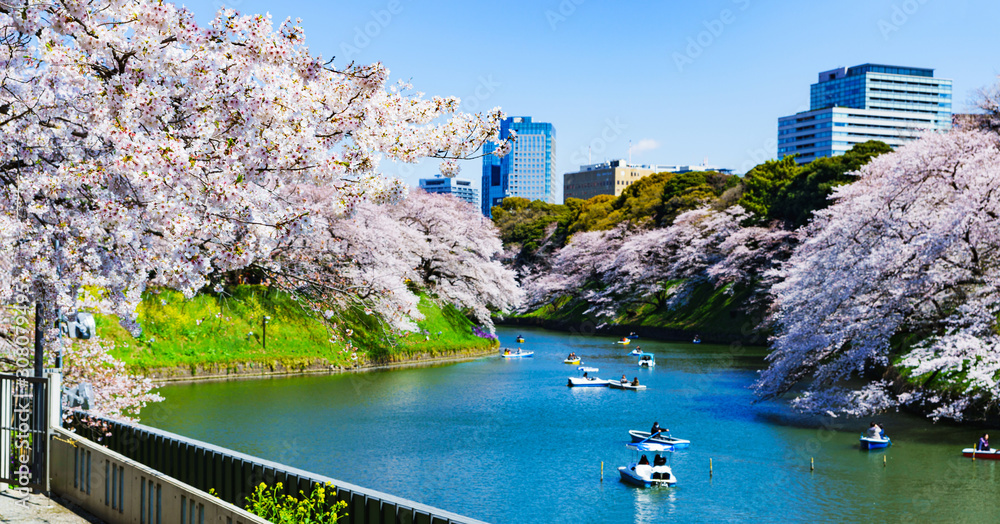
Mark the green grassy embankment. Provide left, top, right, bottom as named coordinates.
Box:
left=93, top=285, right=497, bottom=378
left=505, top=280, right=763, bottom=343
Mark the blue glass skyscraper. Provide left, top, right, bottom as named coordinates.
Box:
left=778, top=64, right=952, bottom=163
left=481, top=116, right=556, bottom=217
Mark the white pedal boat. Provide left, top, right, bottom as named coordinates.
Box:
left=618, top=442, right=677, bottom=488
left=567, top=367, right=609, bottom=387
left=499, top=348, right=533, bottom=358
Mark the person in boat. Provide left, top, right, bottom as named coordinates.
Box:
left=653, top=454, right=667, bottom=466
left=631, top=377, right=640, bottom=387
left=635, top=346, right=642, bottom=354
left=582, top=371, right=589, bottom=379
left=503, top=348, right=510, bottom=355
left=638, top=455, right=649, bottom=465
left=978, top=433, right=990, bottom=451
left=620, top=374, right=628, bottom=384
left=650, top=422, right=668, bottom=437
left=867, top=421, right=883, bottom=439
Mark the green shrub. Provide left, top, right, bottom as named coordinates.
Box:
left=245, top=481, right=346, bottom=524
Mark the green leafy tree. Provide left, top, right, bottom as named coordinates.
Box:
left=655, top=171, right=740, bottom=225
left=490, top=197, right=575, bottom=262
left=737, top=156, right=802, bottom=219
left=769, top=141, right=893, bottom=227
left=566, top=195, right=615, bottom=233
left=594, top=172, right=675, bottom=229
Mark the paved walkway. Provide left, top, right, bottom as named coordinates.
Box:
left=0, top=489, right=103, bottom=524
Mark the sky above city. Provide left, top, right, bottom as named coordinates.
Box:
left=178, top=0, right=1000, bottom=200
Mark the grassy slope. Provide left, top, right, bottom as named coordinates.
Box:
left=510, top=281, right=759, bottom=339
left=372, top=297, right=498, bottom=361
left=97, top=286, right=495, bottom=372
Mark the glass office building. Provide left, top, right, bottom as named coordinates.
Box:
left=779, top=64, right=952, bottom=163
left=481, top=116, right=556, bottom=216
left=418, top=174, right=479, bottom=205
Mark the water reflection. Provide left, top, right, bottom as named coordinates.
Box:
left=631, top=485, right=677, bottom=523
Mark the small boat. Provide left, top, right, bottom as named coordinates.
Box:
left=859, top=435, right=891, bottom=450
left=692, top=335, right=701, bottom=344
left=628, top=430, right=690, bottom=449
left=628, top=332, right=639, bottom=339
left=516, top=336, right=525, bottom=343
left=499, top=348, right=533, bottom=358
left=618, top=442, right=677, bottom=488
left=629, top=348, right=643, bottom=356
left=962, top=448, right=1000, bottom=460
left=563, top=358, right=581, bottom=365
left=567, top=367, right=609, bottom=387
left=609, top=380, right=646, bottom=391
left=638, top=354, right=655, bottom=367
left=616, top=337, right=631, bottom=345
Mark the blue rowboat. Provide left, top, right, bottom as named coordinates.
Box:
left=860, top=435, right=891, bottom=450
left=628, top=430, right=690, bottom=449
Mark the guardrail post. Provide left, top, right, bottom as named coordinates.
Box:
left=47, top=371, right=62, bottom=430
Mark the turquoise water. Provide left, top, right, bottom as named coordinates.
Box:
left=143, top=327, right=1000, bottom=523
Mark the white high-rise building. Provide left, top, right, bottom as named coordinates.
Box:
left=419, top=174, right=478, bottom=205
left=778, top=64, right=952, bottom=163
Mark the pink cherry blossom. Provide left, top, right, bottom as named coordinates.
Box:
left=0, top=0, right=515, bottom=417
left=756, top=129, right=1000, bottom=420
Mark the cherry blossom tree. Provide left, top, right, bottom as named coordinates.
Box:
left=0, top=0, right=511, bottom=417
left=264, top=184, right=426, bottom=336
left=0, top=0, right=506, bottom=327
left=707, top=224, right=800, bottom=299
left=590, top=207, right=750, bottom=316
left=60, top=339, right=163, bottom=422
left=756, top=129, right=1000, bottom=421
left=390, top=190, right=522, bottom=329
left=520, top=206, right=763, bottom=319
left=519, top=225, right=628, bottom=312
left=264, top=189, right=521, bottom=336
left=974, top=77, right=1000, bottom=133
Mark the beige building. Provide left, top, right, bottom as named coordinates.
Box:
left=563, top=160, right=659, bottom=201
left=563, top=160, right=732, bottom=201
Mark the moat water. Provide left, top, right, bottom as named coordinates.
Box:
left=143, top=326, right=1000, bottom=523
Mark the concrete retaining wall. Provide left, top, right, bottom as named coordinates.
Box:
left=50, top=426, right=269, bottom=524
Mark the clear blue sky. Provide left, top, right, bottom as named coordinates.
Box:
left=178, top=0, right=999, bottom=200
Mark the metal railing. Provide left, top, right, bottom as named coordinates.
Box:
left=0, top=373, right=47, bottom=491
left=69, top=413, right=489, bottom=524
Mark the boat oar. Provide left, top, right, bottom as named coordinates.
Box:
left=637, top=431, right=662, bottom=445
